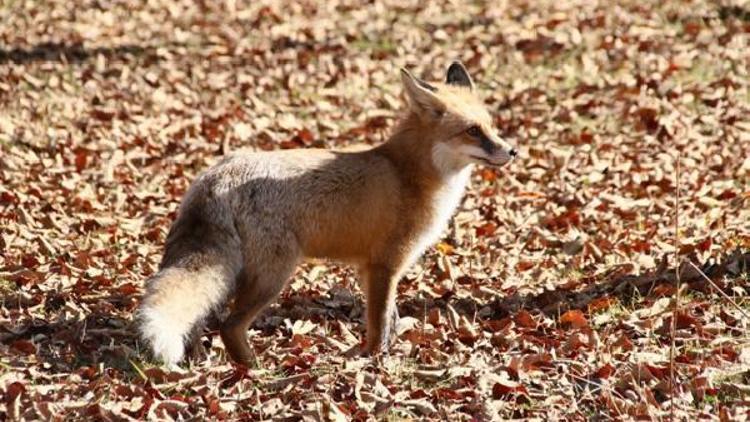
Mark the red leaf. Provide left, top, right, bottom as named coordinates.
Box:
left=716, top=189, right=737, bottom=201
left=515, top=260, right=534, bottom=272
left=514, top=310, right=537, bottom=329
left=588, top=296, right=616, bottom=313
left=91, top=108, right=115, bottom=121
left=480, top=168, right=497, bottom=181
left=220, top=364, right=254, bottom=390
left=435, top=388, right=463, bottom=401
left=683, top=20, right=702, bottom=36
left=121, top=253, right=139, bottom=269
left=476, top=222, right=497, bottom=237
left=281, top=353, right=316, bottom=373
left=75, top=149, right=88, bottom=172
left=11, top=339, right=37, bottom=355
left=427, top=308, right=442, bottom=326
left=365, top=116, right=389, bottom=130
left=280, top=139, right=305, bottom=149
left=613, top=334, right=634, bottom=351
left=560, top=310, right=588, bottom=329
left=631, top=239, right=651, bottom=253
left=144, top=367, right=169, bottom=383
left=714, top=345, right=739, bottom=362
left=143, top=380, right=166, bottom=400
left=207, top=397, right=221, bottom=415
left=644, top=364, right=669, bottom=380
left=79, top=366, right=98, bottom=380
left=290, top=334, right=315, bottom=349
left=484, top=318, right=512, bottom=333
left=696, top=237, right=712, bottom=252
left=674, top=310, right=700, bottom=330
left=297, top=128, right=315, bottom=143
left=11, top=269, right=45, bottom=285
left=21, top=254, right=39, bottom=269
left=118, top=283, right=139, bottom=296
left=652, top=283, right=676, bottom=297
left=457, top=325, right=479, bottom=345
left=6, top=382, right=26, bottom=402
left=0, top=191, right=18, bottom=205
left=595, top=363, right=615, bottom=379
left=634, top=107, right=659, bottom=133
left=565, top=332, right=591, bottom=351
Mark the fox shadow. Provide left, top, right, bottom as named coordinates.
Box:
left=4, top=250, right=744, bottom=374
left=0, top=42, right=155, bottom=65
left=1, top=300, right=139, bottom=375
left=256, top=249, right=750, bottom=332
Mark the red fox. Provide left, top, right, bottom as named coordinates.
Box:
left=137, top=62, right=517, bottom=366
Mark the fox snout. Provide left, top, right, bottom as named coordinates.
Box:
left=470, top=130, right=517, bottom=167
left=489, top=137, right=518, bottom=165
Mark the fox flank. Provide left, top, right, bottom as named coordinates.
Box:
left=137, top=62, right=517, bottom=366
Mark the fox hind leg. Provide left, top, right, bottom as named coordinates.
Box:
left=220, top=251, right=299, bottom=365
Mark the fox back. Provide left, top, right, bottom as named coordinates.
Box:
left=137, top=62, right=516, bottom=366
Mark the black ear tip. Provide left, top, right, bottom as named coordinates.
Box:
left=446, top=61, right=473, bottom=88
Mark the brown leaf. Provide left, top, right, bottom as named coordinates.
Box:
left=491, top=380, right=528, bottom=398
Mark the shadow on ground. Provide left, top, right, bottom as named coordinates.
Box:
left=2, top=250, right=746, bottom=370
left=0, top=42, right=164, bottom=64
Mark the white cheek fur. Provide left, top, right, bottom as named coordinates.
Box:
left=431, top=142, right=474, bottom=176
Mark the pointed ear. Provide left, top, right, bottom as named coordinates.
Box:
left=445, top=61, right=474, bottom=90
left=400, top=68, right=445, bottom=118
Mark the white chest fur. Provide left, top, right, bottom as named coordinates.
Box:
left=406, top=165, right=472, bottom=267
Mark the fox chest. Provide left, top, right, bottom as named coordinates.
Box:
left=406, top=169, right=471, bottom=267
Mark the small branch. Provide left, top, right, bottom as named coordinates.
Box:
left=687, top=260, right=750, bottom=320
left=669, top=153, right=681, bottom=420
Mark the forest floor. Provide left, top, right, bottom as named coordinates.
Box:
left=1, top=0, right=750, bottom=419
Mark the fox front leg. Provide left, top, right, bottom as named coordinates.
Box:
left=362, top=264, right=401, bottom=354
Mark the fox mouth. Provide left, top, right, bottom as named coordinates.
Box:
left=470, top=155, right=509, bottom=167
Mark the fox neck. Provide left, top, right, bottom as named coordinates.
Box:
left=380, top=111, right=472, bottom=208
left=377, top=112, right=472, bottom=266
left=381, top=113, right=473, bottom=186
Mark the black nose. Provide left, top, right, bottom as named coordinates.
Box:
left=509, top=148, right=518, bottom=157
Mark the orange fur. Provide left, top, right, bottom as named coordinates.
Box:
left=137, top=62, right=517, bottom=365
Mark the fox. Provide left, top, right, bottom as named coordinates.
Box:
left=137, top=62, right=517, bottom=366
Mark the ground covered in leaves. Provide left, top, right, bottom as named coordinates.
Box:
left=2, top=0, right=750, bottom=420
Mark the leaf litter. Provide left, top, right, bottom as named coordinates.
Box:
left=1, top=0, right=750, bottom=419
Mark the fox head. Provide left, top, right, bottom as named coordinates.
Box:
left=400, top=62, right=517, bottom=175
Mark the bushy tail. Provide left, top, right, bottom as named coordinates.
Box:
left=137, top=258, right=236, bottom=366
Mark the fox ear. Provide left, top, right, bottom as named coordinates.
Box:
left=400, top=68, right=445, bottom=118
left=445, top=61, right=474, bottom=90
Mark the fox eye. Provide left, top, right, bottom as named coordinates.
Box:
left=466, top=126, right=481, bottom=137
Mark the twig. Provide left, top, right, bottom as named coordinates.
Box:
left=687, top=260, right=750, bottom=320
left=129, top=359, right=148, bottom=381
left=669, top=153, right=681, bottom=421
left=565, top=372, right=628, bottom=400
